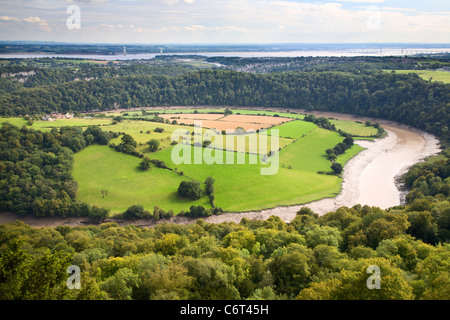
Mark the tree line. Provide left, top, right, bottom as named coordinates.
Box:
left=1, top=69, right=448, bottom=142
left=0, top=62, right=201, bottom=94
left=205, top=55, right=447, bottom=73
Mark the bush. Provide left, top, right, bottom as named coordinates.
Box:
left=139, top=157, right=151, bottom=170
left=122, top=205, right=151, bottom=219
left=147, top=139, right=160, bottom=152
left=150, top=159, right=168, bottom=169
left=89, top=206, right=109, bottom=221
left=331, top=163, right=343, bottom=175
left=178, top=180, right=203, bottom=200
left=187, top=205, right=212, bottom=218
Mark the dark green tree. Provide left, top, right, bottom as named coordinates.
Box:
left=139, top=157, right=151, bottom=170
left=147, top=139, right=160, bottom=152
left=331, top=162, right=343, bottom=175
left=178, top=180, right=203, bottom=200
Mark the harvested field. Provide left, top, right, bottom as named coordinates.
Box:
left=219, top=114, right=291, bottom=125
left=175, top=119, right=269, bottom=131
left=159, top=113, right=225, bottom=121
left=163, top=113, right=292, bottom=132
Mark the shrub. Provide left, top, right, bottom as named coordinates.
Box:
left=178, top=180, right=203, bottom=200
left=331, top=163, right=343, bottom=175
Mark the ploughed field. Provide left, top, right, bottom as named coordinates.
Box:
left=1, top=109, right=375, bottom=215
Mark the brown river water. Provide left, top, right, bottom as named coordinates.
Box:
left=0, top=110, right=441, bottom=228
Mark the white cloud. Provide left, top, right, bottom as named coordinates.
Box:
left=0, top=0, right=448, bottom=43
left=327, top=0, right=386, bottom=2
left=163, top=0, right=195, bottom=4
left=0, top=15, right=51, bottom=32
left=0, top=16, right=20, bottom=22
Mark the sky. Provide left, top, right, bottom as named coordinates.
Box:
left=0, top=0, right=449, bottom=44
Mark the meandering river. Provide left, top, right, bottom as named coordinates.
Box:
left=0, top=110, right=441, bottom=227
left=199, top=114, right=441, bottom=225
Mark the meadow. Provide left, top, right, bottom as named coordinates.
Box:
left=74, top=119, right=363, bottom=214
left=385, top=69, right=450, bottom=84
left=329, top=119, right=379, bottom=137
left=72, top=145, right=208, bottom=214
left=1, top=110, right=376, bottom=215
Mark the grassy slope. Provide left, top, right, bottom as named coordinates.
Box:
left=264, top=120, right=317, bottom=139
left=72, top=145, right=209, bottom=214
left=329, top=119, right=378, bottom=137
left=385, top=70, right=450, bottom=84
left=151, top=143, right=341, bottom=212
left=3, top=113, right=367, bottom=214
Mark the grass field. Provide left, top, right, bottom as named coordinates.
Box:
left=1, top=117, right=113, bottom=132
left=3, top=110, right=370, bottom=215
left=384, top=70, right=450, bottom=84
left=73, top=143, right=342, bottom=213
left=279, top=127, right=347, bottom=172
left=264, top=120, right=317, bottom=139
left=149, top=143, right=342, bottom=212
left=73, top=121, right=359, bottom=214
left=72, top=145, right=209, bottom=214
left=329, top=119, right=379, bottom=137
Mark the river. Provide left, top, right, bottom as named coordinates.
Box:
left=0, top=110, right=441, bottom=227
left=1, top=47, right=449, bottom=60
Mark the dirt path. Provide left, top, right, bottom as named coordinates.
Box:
left=1, top=108, right=441, bottom=228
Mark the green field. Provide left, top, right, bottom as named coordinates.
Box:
left=151, top=145, right=341, bottom=212
left=329, top=119, right=379, bottom=137
left=72, top=145, right=209, bottom=214
left=73, top=119, right=362, bottom=214
left=385, top=69, right=450, bottom=84
left=264, top=120, right=317, bottom=139
left=3, top=111, right=371, bottom=215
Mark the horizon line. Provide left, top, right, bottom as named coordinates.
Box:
left=1, top=41, right=450, bottom=46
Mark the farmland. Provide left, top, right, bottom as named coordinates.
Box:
left=384, top=69, right=450, bottom=84
left=73, top=110, right=369, bottom=214
left=1, top=109, right=375, bottom=215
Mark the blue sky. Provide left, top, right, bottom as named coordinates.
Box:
left=0, top=0, right=449, bottom=43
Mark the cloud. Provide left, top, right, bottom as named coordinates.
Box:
left=68, top=0, right=109, bottom=3
left=0, top=15, right=51, bottom=32
left=0, top=16, right=20, bottom=22
left=185, top=24, right=209, bottom=31
left=163, top=0, right=195, bottom=4
left=0, top=0, right=448, bottom=43
left=328, top=0, right=386, bottom=2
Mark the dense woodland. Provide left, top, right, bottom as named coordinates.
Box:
left=0, top=123, right=117, bottom=219
left=1, top=202, right=449, bottom=300
left=0, top=69, right=448, bottom=143
left=205, top=55, right=450, bottom=73
left=0, top=56, right=449, bottom=300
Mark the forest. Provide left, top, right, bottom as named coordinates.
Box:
left=205, top=55, right=450, bottom=73
left=0, top=69, right=448, bottom=143
left=0, top=123, right=117, bottom=219
left=1, top=196, right=449, bottom=300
